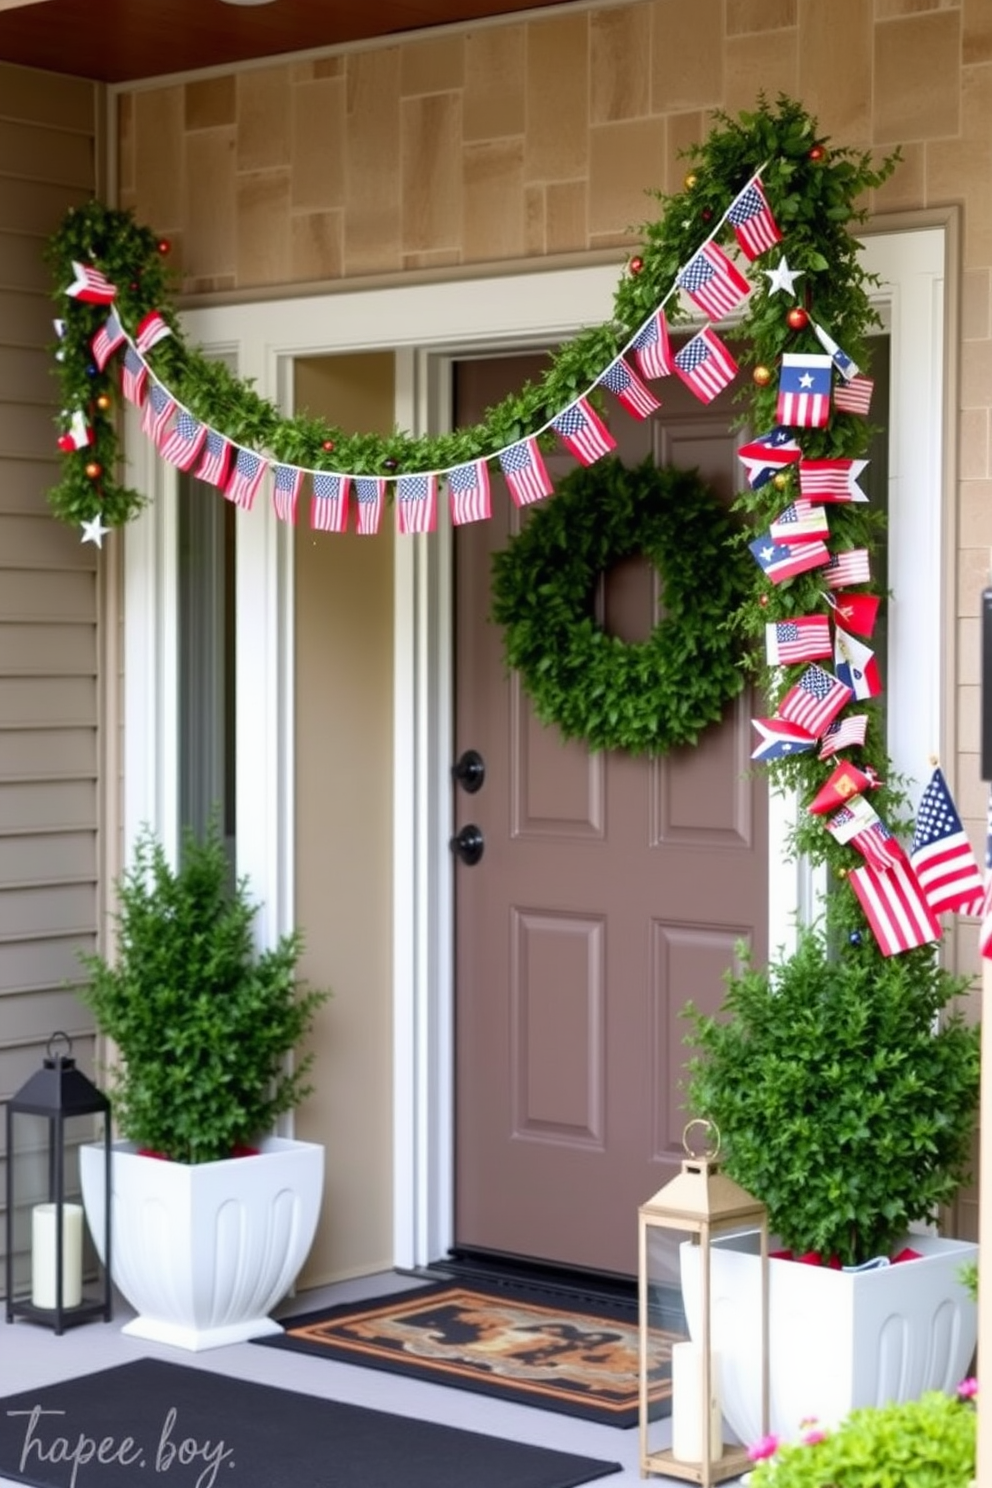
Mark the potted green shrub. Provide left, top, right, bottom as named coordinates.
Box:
left=680, top=927, right=980, bottom=1443
left=78, top=821, right=330, bottom=1351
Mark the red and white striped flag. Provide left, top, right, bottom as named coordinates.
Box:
left=447, top=461, right=491, bottom=526
left=727, top=179, right=782, bottom=260
left=910, top=766, right=985, bottom=916
left=631, top=309, right=673, bottom=382
left=776, top=353, right=833, bottom=428
left=769, top=500, right=830, bottom=545
left=195, top=430, right=233, bottom=489
left=827, top=796, right=903, bottom=871
left=91, top=312, right=126, bottom=371
left=599, top=358, right=660, bottom=420
left=833, top=374, right=874, bottom=416
left=552, top=398, right=616, bottom=466
left=396, top=473, right=438, bottom=535
left=66, top=260, right=117, bottom=304
left=272, top=464, right=303, bottom=524
left=135, top=310, right=173, bottom=355
left=673, top=327, right=738, bottom=404
left=824, top=548, right=871, bottom=589
left=677, top=241, right=751, bottom=319
left=765, top=615, right=833, bottom=666
left=818, top=712, right=869, bottom=759
left=141, top=383, right=176, bottom=445
left=354, top=475, right=385, bottom=535
left=121, top=346, right=148, bottom=407
left=777, top=664, right=852, bottom=738
left=499, top=438, right=553, bottom=507
left=160, top=410, right=208, bottom=471
left=224, top=449, right=267, bottom=511
left=979, top=789, right=992, bottom=958
left=311, top=472, right=349, bottom=533
left=849, top=852, right=942, bottom=956
left=798, top=458, right=868, bottom=503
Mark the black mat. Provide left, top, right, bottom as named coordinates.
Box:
left=256, top=1280, right=676, bottom=1428
left=0, top=1359, right=622, bottom=1488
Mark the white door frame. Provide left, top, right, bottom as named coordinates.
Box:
left=122, top=218, right=951, bottom=1271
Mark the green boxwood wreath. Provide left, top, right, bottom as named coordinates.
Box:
left=491, top=458, right=751, bottom=755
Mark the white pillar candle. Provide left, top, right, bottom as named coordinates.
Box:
left=671, top=1340, right=723, bottom=1464
left=31, top=1202, right=83, bottom=1310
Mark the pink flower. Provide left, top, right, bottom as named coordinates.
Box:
left=802, top=1426, right=827, bottom=1445
left=747, top=1434, right=781, bottom=1463
left=957, top=1377, right=978, bottom=1400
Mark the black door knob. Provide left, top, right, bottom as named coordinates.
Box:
left=450, top=824, right=484, bottom=865
left=452, top=749, right=485, bottom=794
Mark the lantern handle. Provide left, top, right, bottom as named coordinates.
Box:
left=683, top=1117, right=721, bottom=1159
left=46, top=1030, right=73, bottom=1062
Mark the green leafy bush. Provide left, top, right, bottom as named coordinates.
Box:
left=683, top=927, right=979, bottom=1267
left=79, top=822, right=329, bottom=1164
left=747, top=1390, right=976, bottom=1488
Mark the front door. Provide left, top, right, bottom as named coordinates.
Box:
left=452, top=351, right=768, bottom=1278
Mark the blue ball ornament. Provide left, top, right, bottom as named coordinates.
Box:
left=86, top=363, right=98, bottom=377
left=848, top=930, right=862, bottom=946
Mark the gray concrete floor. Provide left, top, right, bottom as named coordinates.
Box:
left=0, top=1271, right=742, bottom=1487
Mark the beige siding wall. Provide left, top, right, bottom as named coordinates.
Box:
left=115, top=0, right=991, bottom=1257
left=0, top=62, right=101, bottom=1286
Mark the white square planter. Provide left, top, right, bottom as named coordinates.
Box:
left=681, top=1231, right=978, bottom=1445
left=80, top=1135, right=324, bottom=1351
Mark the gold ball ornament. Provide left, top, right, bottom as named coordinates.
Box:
left=752, top=364, right=773, bottom=387
left=684, top=172, right=698, bottom=190
left=85, top=461, right=102, bottom=479
left=96, top=394, right=112, bottom=412
left=773, top=472, right=789, bottom=491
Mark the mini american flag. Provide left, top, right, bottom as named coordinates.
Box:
left=141, top=383, right=176, bottom=445
left=776, top=353, right=833, bottom=428
left=396, top=473, right=438, bottom=535
left=827, top=797, right=903, bottom=872
left=750, top=716, right=817, bottom=762
left=765, top=615, right=833, bottom=665
left=599, top=358, right=660, bottom=420
left=823, top=548, right=871, bottom=589
left=811, top=320, right=859, bottom=380
left=833, top=374, right=874, bottom=416
left=66, top=259, right=117, bottom=304
left=769, top=500, right=830, bottom=545
left=311, top=472, right=349, bottom=533
left=631, top=309, right=673, bottom=381
left=825, top=591, right=880, bottom=637
left=354, top=476, right=385, bottom=535
left=910, top=766, right=985, bottom=916
left=798, top=458, right=868, bottom=503
left=499, top=438, right=553, bottom=507
left=677, top=241, right=751, bottom=320
left=448, top=461, right=491, bottom=526
left=135, top=310, right=173, bottom=355
left=849, top=854, right=942, bottom=956
left=195, top=430, right=233, bottom=489
left=673, top=327, right=738, bottom=404
left=91, top=312, right=126, bottom=371
left=749, top=533, right=831, bottom=585
left=737, top=427, right=801, bottom=489
left=552, top=398, right=616, bottom=466
left=777, top=664, right=852, bottom=737
left=834, top=626, right=881, bottom=700
left=272, top=464, right=303, bottom=524
left=225, top=449, right=267, bottom=511
left=727, top=179, right=782, bottom=260
left=121, top=346, right=148, bottom=408
left=979, top=788, right=992, bottom=959
left=159, top=410, right=208, bottom=471
left=818, top=712, right=869, bottom=759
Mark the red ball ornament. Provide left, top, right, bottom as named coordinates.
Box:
left=322, top=439, right=335, bottom=452
left=157, top=239, right=171, bottom=255
left=752, top=364, right=773, bottom=387
left=787, top=306, right=809, bottom=330
left=701, top=208, right=713, bottom=223
left=809, top=145, right=825, bottom=162
left=85, top=461, right=102, bottom=480
left=629, top=256, right=644, bottom=276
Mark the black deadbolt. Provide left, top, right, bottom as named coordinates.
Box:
left=450, top=824, right=484, bottom=865
left=452, top=749, right=485, bottom=794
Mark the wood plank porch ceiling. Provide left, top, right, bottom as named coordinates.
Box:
left=0, top=0, right=579, bottom=83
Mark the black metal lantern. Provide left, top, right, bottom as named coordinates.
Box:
left=5, top=1032, right=112, bottom=1334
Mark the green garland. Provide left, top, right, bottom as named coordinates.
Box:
left=491, top=459, right=749, bottom=754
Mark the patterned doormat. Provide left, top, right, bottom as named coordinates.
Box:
left=254, top=1280, right=677, bottom=1427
